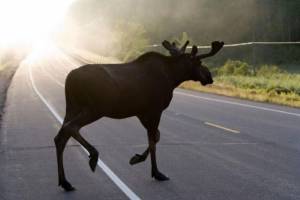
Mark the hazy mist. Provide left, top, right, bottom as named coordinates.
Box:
left=58, top=1, right=250, bottom=46
left=56, top=0, right=299, bottom=61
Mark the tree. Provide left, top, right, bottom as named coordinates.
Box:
left=111, top=21, right=150, bottom=62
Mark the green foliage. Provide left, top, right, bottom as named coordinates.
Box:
left=181, top=73, right=300, bottom=107
left=215, top=74, right=300, bottom=96
left=256, top=65, right=285, bottom=77
left=73, top=0, right=300, bottom=43
left=217, top=60, right=289, bottom=77
left=113, top=21, right=150, bottom=62
left=212, top=60, right=300, bottom=105
left=0, top=63, right=8, bottom=71
left=218, top=60, right=252, bottom=76
left=67, top=0, right=300, bottom=68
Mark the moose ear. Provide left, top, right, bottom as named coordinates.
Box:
left=191, top=45, right=198, bottom=57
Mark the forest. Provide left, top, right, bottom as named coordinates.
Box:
left=58, top=0, right=300, bottom=68
left=58, top=0, right=300, bottom=107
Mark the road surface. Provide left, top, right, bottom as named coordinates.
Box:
left=1, top=46, right=300, bottom=200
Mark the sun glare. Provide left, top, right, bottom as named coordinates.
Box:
left=0, top=0, right=74, bottom=48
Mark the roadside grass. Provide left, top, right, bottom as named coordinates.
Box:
left=180, top=73, right=300, bottom=108
left=0, top=62, right=20, bottom=121
left=0, top=63, right=6, bottom=71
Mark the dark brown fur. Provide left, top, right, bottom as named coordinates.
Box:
left=54, top=41, right=224, bottom=191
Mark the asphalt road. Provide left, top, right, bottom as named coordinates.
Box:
left=1, top=46, right=300, bottom=200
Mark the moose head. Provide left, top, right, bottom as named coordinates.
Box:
left=162, top=40, right=224, bottom=86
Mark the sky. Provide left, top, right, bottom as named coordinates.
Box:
left=0, top=0, right=74, bottom=47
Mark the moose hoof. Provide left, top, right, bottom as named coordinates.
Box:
left=60, top=180, right=76, bottom=192
left=129, top=154, right=146, bottom=165
left=89, top=152, right=99, bottom=172
left=152, top=171, right=170, bottom=181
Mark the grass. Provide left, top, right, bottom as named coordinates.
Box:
left=0, top=63, right=6, bottom=71
left=180, top=73, right=300, bottom=108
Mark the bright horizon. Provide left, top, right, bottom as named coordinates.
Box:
left=0, top=0, right=74, bottom=48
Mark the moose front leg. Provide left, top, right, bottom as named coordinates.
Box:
left=136, top=113, right=169, bottom=181
left=129, top=130, right=160, bottom=165
left=148, top=129, right=169, bottom=181
left=130, top=148, right=149, bottom=165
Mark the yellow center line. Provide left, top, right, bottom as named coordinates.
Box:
left=204, top=122, right=240, bottom=134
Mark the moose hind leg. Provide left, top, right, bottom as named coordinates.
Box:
left=68, top=110, right=101, bottom=172
left=72, top=132, right=99, bottom=172
left=54, top=126, right=75, bottom=191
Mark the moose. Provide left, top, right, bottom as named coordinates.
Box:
left=54, top=40, right=224, bottom=191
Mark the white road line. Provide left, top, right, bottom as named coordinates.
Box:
left=204, top=122, right=240, bottom=134
left=175, top=91, right=300, bottom=117
left=40, top=64, right=65, bottom=88
left=28, top=64, right=141, bottom=200
left=43, top=70, right=65, bottom=88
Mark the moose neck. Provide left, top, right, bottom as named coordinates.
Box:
left=135, top=52, right=193, bottom=90
left=165, top=58, right=193, bottom=89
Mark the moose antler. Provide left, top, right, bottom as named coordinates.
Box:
left=197, top=41, right=224, bottom=60
left=190, top=45, right=198, bottom=57
left=180, top=40, right=190, bottom=53
left=162, top=40, right=190, bottom=56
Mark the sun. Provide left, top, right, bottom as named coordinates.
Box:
left=0, top=0, right=74, bottom=48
